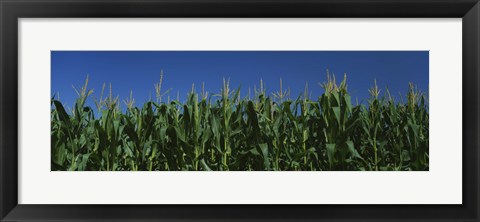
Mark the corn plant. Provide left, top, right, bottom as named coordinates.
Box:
left=51, top=72, right=429, bottom=171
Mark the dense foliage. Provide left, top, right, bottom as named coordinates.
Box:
left=51, top=74, right=429, bottom=171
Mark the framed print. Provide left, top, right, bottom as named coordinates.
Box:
left=1, top=0, right=479, bottom=221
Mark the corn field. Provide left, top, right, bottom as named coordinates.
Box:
left=51, top=73, right=429, bottom=171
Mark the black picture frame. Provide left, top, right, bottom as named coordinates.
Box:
left=1, top=0, right=479, bottom=221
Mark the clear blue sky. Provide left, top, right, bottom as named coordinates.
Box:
left=51, top=51, right=428, bottom=110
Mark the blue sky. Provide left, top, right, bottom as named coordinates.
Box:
left=51, top=51, right=428, bottom=110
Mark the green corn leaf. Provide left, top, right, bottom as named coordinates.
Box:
left=326, top=143, right=336, bottom=167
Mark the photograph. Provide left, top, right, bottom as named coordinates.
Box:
left=3, top=0, right=477, bottom=220
left=51, top=51, right=429, bottom=171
